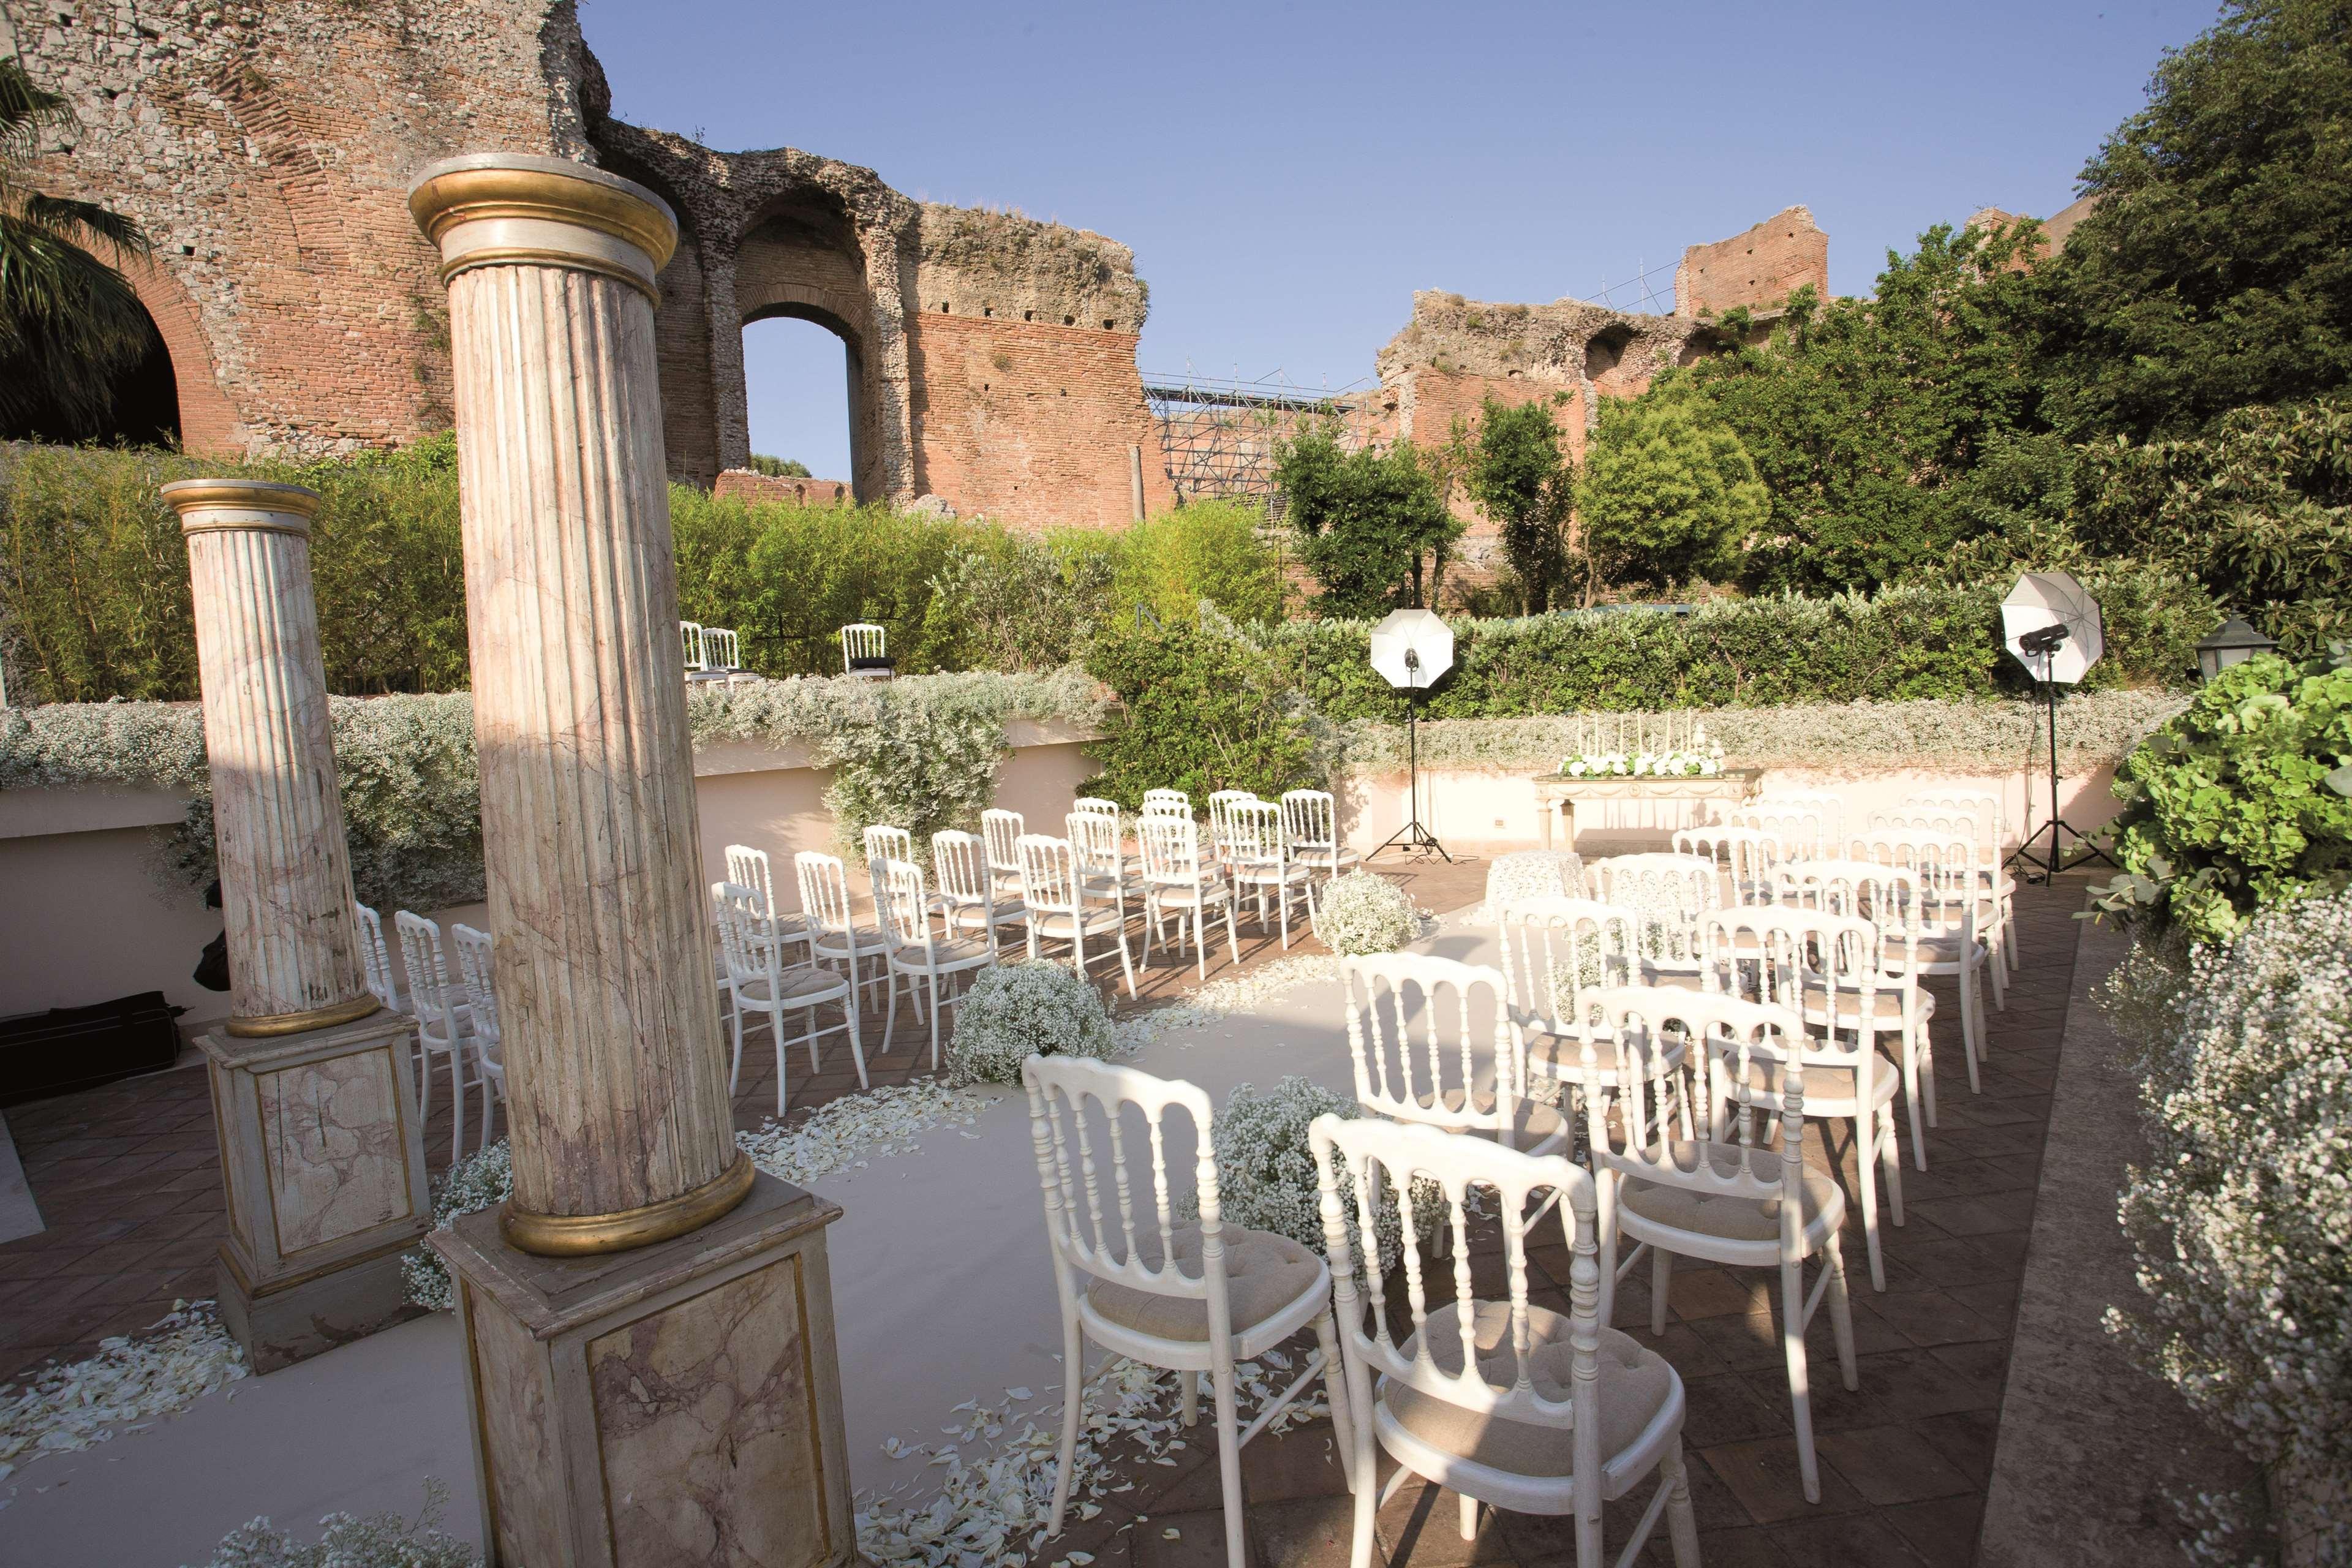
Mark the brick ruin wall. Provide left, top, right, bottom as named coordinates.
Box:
left=3, top=0, right=1170, bottom=529
left=1672, top=205, right=1829, bottom=320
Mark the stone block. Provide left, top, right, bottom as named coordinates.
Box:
left=434, top=1172, right=859, bottom=1568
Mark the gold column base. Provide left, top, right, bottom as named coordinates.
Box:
left=501, top=1151, right=756, bottom=1257
left=225, top=993, right=383, bottom=1038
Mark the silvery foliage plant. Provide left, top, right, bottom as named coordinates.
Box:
left=946, top=960, right=1115, bottom=1086
left=2105, top=888, right=2351, bottom=1555
left=1313, top=870, right=1417, bottom=956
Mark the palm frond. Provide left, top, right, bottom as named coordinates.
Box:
left=19, top=192, right=152, bottom=260
left=0, top=59, right=70, bottom=158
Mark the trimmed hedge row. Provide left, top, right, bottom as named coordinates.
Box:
left=1262, top=569, right=2217, bottom=722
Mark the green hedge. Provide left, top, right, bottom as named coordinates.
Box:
left=1264, top=569, right=2216, bottom=722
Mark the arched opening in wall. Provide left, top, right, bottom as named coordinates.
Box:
left=742, top=312, right=859, bottom=488
left=1583, top=325, right=1635, bottom=385
left=0, top=296, right=180, bottom=447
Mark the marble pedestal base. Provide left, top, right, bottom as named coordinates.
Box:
left=198, top=1011, right=431, bottom=1373
left=433, top=1172, right=858, bottom=1568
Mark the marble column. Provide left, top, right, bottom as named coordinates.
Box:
left=165, top=480, right=430, bottom=1371
left=412, top=155, right=858, bottom=1568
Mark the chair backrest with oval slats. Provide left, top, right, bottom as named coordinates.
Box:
left=1141, top=788, right=1191, bottom=821
left=1310, top=1113, right=1603, bottom=1508
left=1206, top=790, right=1259, bottom=863
left=1139, top=814, right=1213, bottom=886
left=394, top=910, right=462, bottom=1028
left=353, top=901, right=398, bottom=1009
left=1586, top=853, right=1719, bottom=971
left=1494, top=895, right=1640, bottom=1038
left=1017, top=834, right=1087, bottom=917
left=793, top=851, right=858, bottom=944
left=1907, top=788, right=2008, bottom=863
left=981, top=809, right=1026, bottom=888
left=1280, top=789, right=1342, bottom=855
left=1226, top=797, right=1287, bottom=873
left=1066, top=809, right=1124, bottom=882
left=713, top=880, right=778, bottom=992
left=875, top=858, right=937, bottom=955
left=725, top=843, right=779, bottom=927
left=1672, top=824, right=1780, bottom=907
left=932, top=829, right=993, bottom=907
left=1341, top=954, right=1523, bottom=1137
left=680, top=620, right=706, bottom=673
left=840, top=622, right=887, bottom=671
left=1730, top=799, right=1835, bottom=864
left=449, top=922, right=501, bottom=1052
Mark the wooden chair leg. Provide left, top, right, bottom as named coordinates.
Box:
left=1782, top=1256, right=1821, bottom=1504
left=1210, top=1359, right=1248, bottom=1568
left=1046, top=1310, right=1085, bottom=1535
left=1661, top=1442, right=1702, bottom=1566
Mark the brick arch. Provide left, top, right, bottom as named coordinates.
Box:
left=121, top=254, right=239, bottom=456
left=735, top=244, right=888, bottom=501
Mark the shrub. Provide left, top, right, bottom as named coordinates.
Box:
left=2103, top=890, right=2352, bottom=1549
left=1575, top=380, right=1768, bottom=592
left=1081, top=617, right=1333, bottom=811
left=1104, top=499, right=1287, bottom=627
left=1200, top=1076, right=1434, bottom=1275
left=2090, top=649, right=2352, bottom=942
left=1274, top=426, right=1462, bottom=616
left=1313, top=872, right=1417, bottom=956
left=1466, top=395, right=1571, bottom=613
left=947, top=962, right=1115, bottom=1086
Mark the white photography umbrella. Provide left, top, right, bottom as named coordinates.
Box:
left=2001, top=571, right=2104, bottom=685
left=1368, top=608, right=1455, bottom=860
left=1999, top=571, right=2114, bottom=881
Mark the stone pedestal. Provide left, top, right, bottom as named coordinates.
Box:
left=200, top=1011, right=430, bottom=1373
left=432, top=1174, right=856, bottom=1568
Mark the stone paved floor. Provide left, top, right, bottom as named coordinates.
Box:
left=0, top=857, right=2080, bottom=1568
left=0, top=848, right=1487, bottom=1384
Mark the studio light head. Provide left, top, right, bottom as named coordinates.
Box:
left=2018, top=624, right=2070, bottom=657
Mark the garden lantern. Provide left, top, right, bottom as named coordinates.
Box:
left=2195, top=616, right=2277, bottom=682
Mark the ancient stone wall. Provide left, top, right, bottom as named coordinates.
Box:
left=3, top=0, right=594, bottom=459
left=711, top=471, right=854, bottom=508
left=1673, top=205, right=1828, bottom=319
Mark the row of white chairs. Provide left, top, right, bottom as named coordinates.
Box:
left=353, top=901, right=505, bottom=1164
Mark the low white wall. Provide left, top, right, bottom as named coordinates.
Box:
left=0, top=735, right=1101, bottom=1028
left=1336, top=764, right=2125, bottom=858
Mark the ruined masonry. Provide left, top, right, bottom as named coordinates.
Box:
left=10, top=0, right=1901, bottom=537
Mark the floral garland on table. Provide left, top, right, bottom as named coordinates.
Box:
left=1558, top=742, right=1725, bottom=779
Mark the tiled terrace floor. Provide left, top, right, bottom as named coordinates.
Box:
left=1, top=858, right=2085, bottom=1568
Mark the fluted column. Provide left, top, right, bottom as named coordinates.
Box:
left=409, top=154, right=745, bottom=1255
left=165, top=480, right=378, bottom=1035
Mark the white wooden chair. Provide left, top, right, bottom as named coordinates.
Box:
left=874, top=857, right=993, bottom=1071
left=352, top=900, right=400, bottom=1012
left=1778, top=858, right=1948, bottom=1155
left=1074, top=794, right=1123, bottom=819
left=1481, top=850, right=1586, bottom=914
left=1205, top=789, right=1259, bottom=870
left=1341, top=953, right=1562, bottom=1155
left=1672, top=823, right=1780, bottom=907
left=699, top=625, right=742, bottom=673
left=1066, top=807, right=1135, bottom=923
left=1905, top=788, right=2019, bottom=974
left=1728, top=799, right=1836, bottom=864
left=981, top=808, right=1027, bottom=904
left=841, top=621, right=893, bottom=679
left=1852, top=827, right=1996, bottom=1066
left=725, top=843, right=810, bottom=962
left=1872, top=804, right=2015, bottom=993
left=1137, top=814, right=1240, bottom=980
left=394, top=910, right=488, bottom=1163
left=1573, top=986, right=1858, bottom=1504
left=1141, top=788, right=1192, bottom=821
left=1311, top=1113, right=1698, bottom=1568
left=1018, top=833, right=1139, bottom=997
left=714, top=881, right=863, bottom=1114
left=679, top=620, right=707, bottom=673
left=1281, top=788, right=1361, bottom=887
left=1585, top=853, right=1720, bottom=984
left=1227, top=797, right=1315, bottom=950
left=448, top=922, right=507, bottom=1152
left=1697, top=905, right=1905, bottom=1290
left=794, top=850, right=891, bottom=1032
left=932, top=829, right=1025, bottom=956
left=1493, top=895, right=1643, bottom=1054
left=1025, top=1055, right=1352, bottom=1568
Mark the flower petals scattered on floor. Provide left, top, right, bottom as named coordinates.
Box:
left=736, top=1079, right=989, bottom=1182
left=0, top=1300, right=246, bottom=1484
left=856, top=1352, right=1328, bottom=1568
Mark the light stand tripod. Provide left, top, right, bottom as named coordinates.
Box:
left=1371, top=655, right=1450, bottom=862
left=2007, top=626, right=2114, bottom=883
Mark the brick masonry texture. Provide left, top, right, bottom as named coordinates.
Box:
left=1673, top=205, right=1830, bottom=321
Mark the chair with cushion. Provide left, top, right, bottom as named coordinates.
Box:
left=794, top=850, right=891, bottom=1025
left=353, top=900, right=400, bottom=1012
left=1727, top=798, right=1838, bottom=864
left=1777, top=858, right=1945, bottom=1157
left=679, top=620, right=707, bottom=674
left=1281, top=788, right=1362, bottom=888
left=1873, top=803, right=2015, bottom=993
left=714, top=881, right=863, bottom=1114
left=1311, top=1112, right=1699, bottom=1568
left=981, top=808, right=1027, bottom=905
left=1137, top=813, right=1240, bottom=980
left=1066, top=806, right=1137, bottom=923
left=1341, top=952, right=1561, bottom=1155
left=1585, top=853, right=1720, bottom=985
left=1141, top=788, right=1192, bottom=821
left=932, top=829, right=1025, bottom=957
left=874, top=856, right=993, bottom=1071
left=1025, top=1055, right=1352, bottom=1568
left=1494, top=900, right=1686, bottom=1128
left=1852, top=827, right=1996, bottom=1067
left=448, top=922, right=507, bottom=1152
left=1573, top=985, right=1858, bottom=1503
left=1904, top=788, right=2019, bottom=975
left=840, top=621, right=895, bottom=679
left=1227, top=796, right=1316, bottom=950
left=1018, top=834, right=1139, bottom=997
left=1672, top=823, right=1780, bottom=907
left=1205, top=788, right=1259, bottom=871
left=394, top=910, right=485, bottom=1163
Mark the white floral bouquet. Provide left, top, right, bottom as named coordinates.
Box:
left=1313, top=870, right=1418, bottom=956
left=1191, top=1077, right=1441, bottom=1276
left=946, top=960, right=1115, bottom=1086
left=1559, top=742, right=1725, bottom=779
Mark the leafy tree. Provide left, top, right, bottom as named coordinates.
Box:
left=1574, top=380, right=1768, bottom=592
left=2033, top=0, right=2352, bottom=442
left=1683, top=222, right=2051, bottom=592
left=745, top=453, right=812, bottom=477
left=0, top=60, right=159, bottom=437
left=1273, top=425, right=1461, bottom=616
left=1080, top=620, right=1325, bottom=809
left=1467, top=394, right=1572, bottom=612
left=1104, top=499, right=1287, bottom=625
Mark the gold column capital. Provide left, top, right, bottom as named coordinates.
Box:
left=163, top=479, right=322, bottom=537
left=408, top=153, right=679, bottom=300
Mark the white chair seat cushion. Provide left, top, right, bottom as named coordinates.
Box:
left=1085, top=1225, right=1323, bottom=1341
left=1295, top=846, right=1361, bottom=870
left=812, top=925, right=887, bottom=953
left=897, top=935, right=994, bottom=967
left=736, top=963, right=849, bottom=1006
left=1913, top=933, right=1985, bottom=964
left=1730, top=1056, right=1901, bottom=1112
left=1033, top=907, right=1127, bottom=940
left=1151, top=881, right=1232, bottom=911
left=1384, top=1300, right=1675, bottom=1474
left=1232, top=861, right=1313, bottom=887
left=1800, top=986, right=1920, bottom=1027
left=1618, top=1141, right=1842, bottom=1243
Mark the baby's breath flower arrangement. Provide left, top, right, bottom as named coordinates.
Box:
left=2105, top=889, right=2352, bottom=1559
left=1194, top=1076, right=1436, bottom=1275
left=1313, top=870, right=1417, bottom=956
left=191, top=1479, right=478, bottom=1568
left=946, top=961, right=1115, bottom=1086
left=400, top=1141, right=513, bottom=1311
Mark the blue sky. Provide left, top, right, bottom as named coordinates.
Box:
left=581, top=0, right=2218, bottom=480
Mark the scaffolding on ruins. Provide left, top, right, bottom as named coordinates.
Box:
left=1588, top=257, right=1678, bottom=316
left=1141, top=369, right=1381, bottom=518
